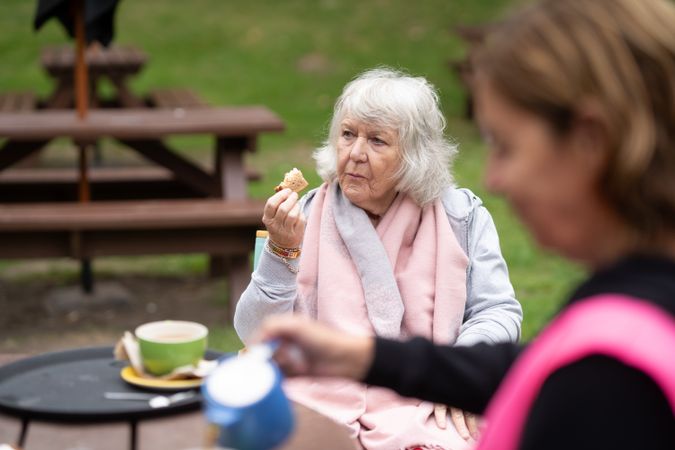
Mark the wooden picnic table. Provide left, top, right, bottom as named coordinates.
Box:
left=0, top=353, right=355, bottom=450
left=0, top=107, right=281, bottom=201
left=41, top=44, right=148, bottom=109
left=0, top=107, right=285, bottom=320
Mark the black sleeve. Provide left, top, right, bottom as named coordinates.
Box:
left=521, top=355, right=675, bottom=450
left=363, top=337, right=521, bottom=414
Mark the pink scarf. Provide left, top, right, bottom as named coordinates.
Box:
left=285, top=182, right=470, bottom=450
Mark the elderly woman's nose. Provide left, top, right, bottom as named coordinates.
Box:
left=349, top=137, right=368, bottom=161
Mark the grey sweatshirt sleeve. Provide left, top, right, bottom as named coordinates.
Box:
left=455, top=204, right=523, bottom=346
left=233, top=191, right=315, bottom=344
left=233, top=246, right=299, bottom=344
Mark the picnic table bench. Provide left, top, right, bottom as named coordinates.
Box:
left=0, top=106, right=284, bottom=321
left=41, top=45, right=211, bottom=112
left=0, top=199, right=264, bottom=321
left=0, top=166, right=261, bottom=203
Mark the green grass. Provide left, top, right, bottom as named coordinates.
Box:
left=0, top=0, right=583, bottom=343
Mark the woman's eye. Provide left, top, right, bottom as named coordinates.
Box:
left=482, top=131, right=510, bottom=160
left=370, top=137, right=386, bottom=146
left=341, top=129, right=354, bottom=139
left=491, top=141, right=512, bottom=160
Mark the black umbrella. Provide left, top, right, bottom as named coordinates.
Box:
left=34, top=0, right=121, bottom=119
left=34, top=0, right=119, bottom=47
left=33, top=0, right=121, bottom=292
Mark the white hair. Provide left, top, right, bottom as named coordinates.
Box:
left=313, top=67, right=457, bottom=206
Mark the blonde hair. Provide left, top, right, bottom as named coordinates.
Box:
left=475, top=0, right=675, bottom=236
left=314, top=68, right=457, bottom=206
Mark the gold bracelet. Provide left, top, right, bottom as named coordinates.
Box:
left=264, top=242, right=299, bottom=274
left=267, top=239, right=301, bottom=259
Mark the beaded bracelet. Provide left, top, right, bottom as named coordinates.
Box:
left=267, top=239, right=301, bottom=259
left=265, top=241, right=299, bottom=274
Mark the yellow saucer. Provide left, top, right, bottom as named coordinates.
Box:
left=120, top=366, right=203, bottom=391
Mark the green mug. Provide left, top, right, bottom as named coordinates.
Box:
left=135, top=320, right=208, bottom=376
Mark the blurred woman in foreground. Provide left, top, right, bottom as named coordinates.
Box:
left=257, top=0, right=675, bottom=449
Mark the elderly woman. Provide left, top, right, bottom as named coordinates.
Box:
left=234, top=68, right=522, bottom=449
left=256, top=1, right=675, bottom=450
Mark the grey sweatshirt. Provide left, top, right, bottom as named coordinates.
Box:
left=234, top=187, right=522, bottom=346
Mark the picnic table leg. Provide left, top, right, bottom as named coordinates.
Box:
left=17, top=417, right=29, bottom=448
left=210, top=136, right=252, bottom=290
left=129, top=420, right=138, bottom=450
left=77, top=142, right=94, bottom=294
left=208, top=257, right=226, bottom=278
left=81, top=260, right=94, bottom=293
left=215, top=136, right=251, bottom=201
left=227, top=254, right=250, bottom=323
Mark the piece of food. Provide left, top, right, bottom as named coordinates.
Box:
left=275, top=167, right=308, bottom=193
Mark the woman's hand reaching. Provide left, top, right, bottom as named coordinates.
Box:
left=451, top=407, right=480, bottom=442
left=258, top=315, right=483, bottom=442
left=433, top=405, right=481, bottom=442
left=254, top=315, right=374, bottom=381
left=262, top=188, right=306, bottom=249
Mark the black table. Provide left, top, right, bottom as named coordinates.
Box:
left=0, top=346, right=221, bottom=450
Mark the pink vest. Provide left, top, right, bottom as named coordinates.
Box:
left=477, top=295, right=675, bottom=450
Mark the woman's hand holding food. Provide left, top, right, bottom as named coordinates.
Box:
left=262, top=188, right=306, bottom=249
left=263, top=168, right=309, bottom=249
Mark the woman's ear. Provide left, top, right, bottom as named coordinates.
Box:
left=568, top=102, right=612, bottom=176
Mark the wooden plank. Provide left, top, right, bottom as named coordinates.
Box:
left=0, top=177, right=202, bottom=203
left=0, top=166, right=262, bottom=184
left=0, top=166, right=176, bottom=183
left=0, top=167, right=262, bottom=203
left=0, top=199, right=264, bottom=231
left=41, top=45, right=147, bottom=75
left=0, top=107, right=285, bottom=141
